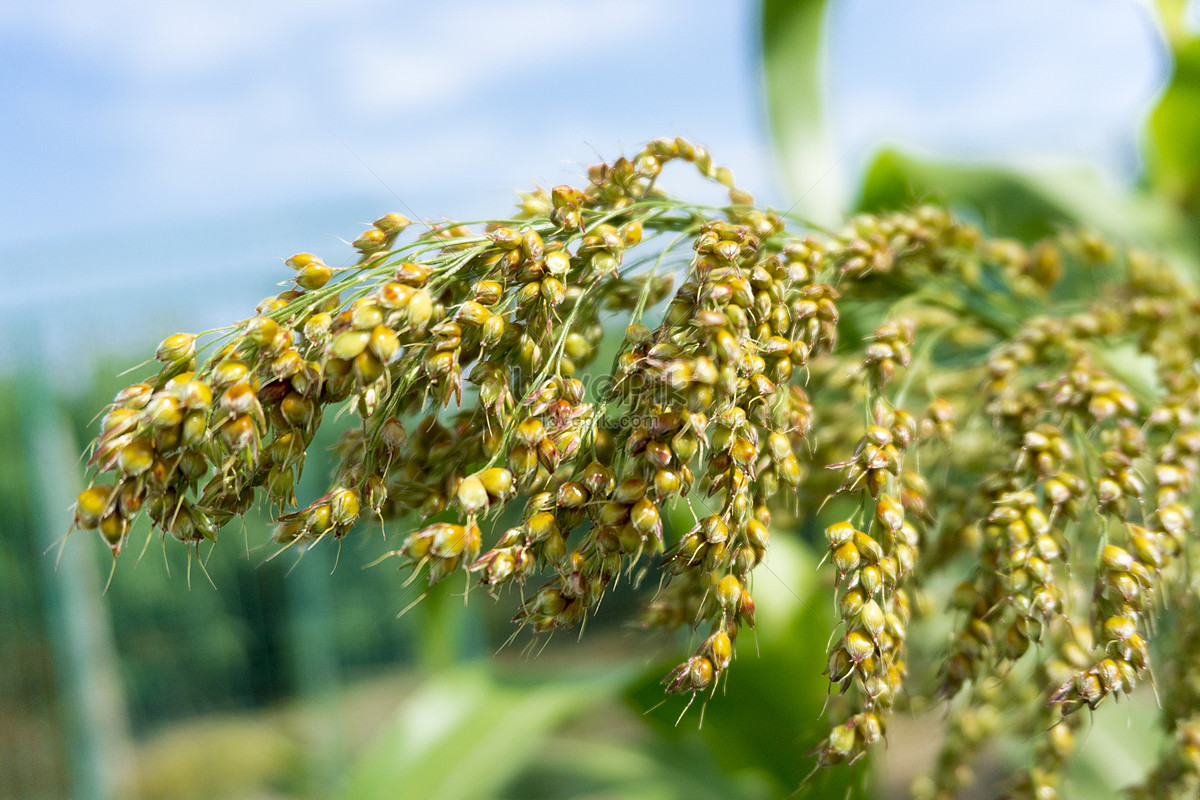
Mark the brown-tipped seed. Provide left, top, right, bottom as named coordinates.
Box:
left=457, top=475, right=489, bottom=515
left=843, top=629, right=876, bottom=665
left=478, top=467, right=515, bottom=500
left=665, top=656, right=715, bottom=694
left=296, top=263, right=333, bottom=290
left=826, top=521, right=855, bottom=547
left=833, top=541, right=861, bottom=574
left=368, top=325, right=400, bottom=362
left=285, top=253, right=322, bottom=270
left=715, top=574, right=743, bottom=609
left=630, top=498, right=661, bottom=539
left=156, top=333, right=195, bottom=363
left=75, top=486, right=113, bottom=529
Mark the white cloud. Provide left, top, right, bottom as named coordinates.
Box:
left=16, top=0, right=699, bottom=229
left=334, top=0, right=681, bottom=116
left=3, top=0, right=357, bottom=77
left=2, top=0, right=1171, bottom=251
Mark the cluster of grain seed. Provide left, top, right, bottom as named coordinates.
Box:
left=937, top=475, right=1075, bottom=698
left=937, top=306, right=1152, bottom=698
left=73, top=140, right=1200, bottom=787
left=1046, top=412, right=1199, bottom=716
left=75, top=137, right=826, bottom=697
left=637, top=218, right=822, bottom=695
left=76, top=298, right=341, bottom=554
left=919, top=622, right=1089, bottom=800
left=75, top=140, right=684, bottom=553
left=833, top=206, right=980, bottom=285
left=911, top=672, right=1025, bottom=800
left=913, top=240, right=1200, bottom=795
left=1008, top=678, right=1083, bottom=800
left=1128, top=595, right=1200, bottom=800
left=816, top=320, right=926, bottom=765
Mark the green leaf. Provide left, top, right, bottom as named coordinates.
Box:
left=511, top=731, right=770, bottom=800
left=858, top=150, right=1079, bottom=241
left=341, top=662, right=630, bottom=800
left=1148, top=38, right=1200, bottom=213
left=857, top=149, right=1200, bottom=269
left=759, top=0, right=841, bottom=222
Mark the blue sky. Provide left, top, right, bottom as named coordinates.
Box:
left=0, top=0, right=1176, bottom=376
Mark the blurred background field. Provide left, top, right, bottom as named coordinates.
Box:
left=2, top=1, right=1197, bottom=798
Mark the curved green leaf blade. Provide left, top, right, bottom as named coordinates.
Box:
left=1148, top=38, right=1200, bottom=213
left=858, top=149, right=1200, bottom=269
left=341, top=663, right=630, bottom=800
left=759, top=0, right=842, bottom=222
